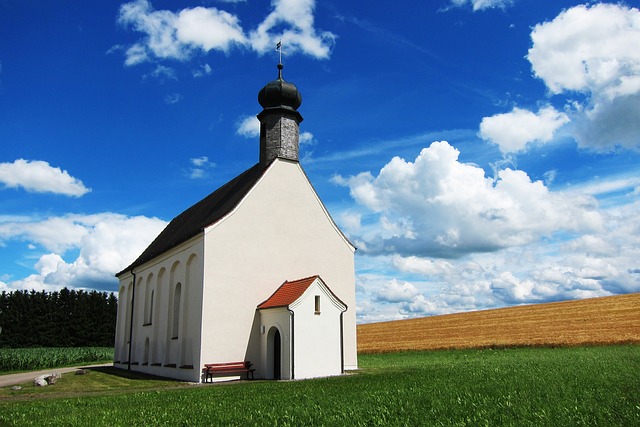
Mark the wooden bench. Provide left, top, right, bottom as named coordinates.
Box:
left=204, top=361, right=255, bottom=382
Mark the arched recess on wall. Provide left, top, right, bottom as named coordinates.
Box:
left=124, top=281, right=133, bottom=362
left=180, top=253, right=198, bottom=367
left=116, top=285, right=126, bottom=362
left=133, top=276, right=144, bottom=362
left=152, top=267, right=166, bottom=365
left=143, top=337, right=150, bottom=365
left=133, top=276, right=145, bottom=328
left=144, top=274, right=154, bottom=325
left=166, top=261, right=183, bottom=364
left=172, top=283, right=182, bottom=339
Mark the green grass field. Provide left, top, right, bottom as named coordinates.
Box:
left=1, top=346, right=638, bottom=426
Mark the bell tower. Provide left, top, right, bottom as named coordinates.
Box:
left=257, top=63, right=303, bottom=165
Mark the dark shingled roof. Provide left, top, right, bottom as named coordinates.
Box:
left=117, top=162, right=268, bottom=277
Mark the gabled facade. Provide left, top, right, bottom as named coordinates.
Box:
left=258, top=276, right=347, bottom=380
left=113, top=64, right=357, bottom=382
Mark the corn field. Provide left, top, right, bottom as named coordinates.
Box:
left=0, top=347, right=113, bottom=372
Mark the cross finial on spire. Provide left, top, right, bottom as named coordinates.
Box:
left=275, top=39, right=285, bottom=79
left=276, top=39, right=283, bottom=65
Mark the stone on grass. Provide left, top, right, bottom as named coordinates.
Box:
left=34, top=377, right=48, bottom=387
left=33, top=372, right=61, bottom=387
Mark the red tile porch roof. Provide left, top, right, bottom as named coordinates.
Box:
left=257, top=275, right=320, bottom=309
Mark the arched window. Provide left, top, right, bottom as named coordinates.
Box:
left=171, top=283, right=181, bottom=339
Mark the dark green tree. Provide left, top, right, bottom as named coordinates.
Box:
left=0, top=288, right=118, bottom=348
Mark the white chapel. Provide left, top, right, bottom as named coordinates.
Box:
left=113, top=63, right=358, bottom=382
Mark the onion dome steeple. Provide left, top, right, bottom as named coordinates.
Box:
left=257, top=62, right=304, bottom=165
left=258, top=63, right=302, bottom=111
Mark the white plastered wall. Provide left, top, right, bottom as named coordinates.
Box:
left=114, top=236, right=205, bottom=382
left=200, top=159, right=357, bottom=378
left=258, top=308, right=292, bottom=380
left=290, top=278, right=346, bottom=379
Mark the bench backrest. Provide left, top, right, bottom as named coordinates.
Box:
left=205, top=361, right=249, bottom=369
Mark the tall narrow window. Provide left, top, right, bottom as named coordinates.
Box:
left=149, top=290, right=154, bottom=324
left=315, top=295, right=321, bottom=315
left=144, top=279, right=153, bottom=325
left=172, top=283, right=181, bottom=339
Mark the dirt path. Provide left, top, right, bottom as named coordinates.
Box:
left=0, top=363, right=112, bottom=388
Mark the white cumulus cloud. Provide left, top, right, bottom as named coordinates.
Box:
left=299, top=131, right=315, bottom=145
left=526, top=3, right=640, bottom=151
left=572, top=93, right=640, bottom=152
left=236, top=115, right=260, bottom=138
left=375, top=279, right=420, bottom=303
left=175, top=6, right=246, bottom=52
left=360, top=197, right=640, bottom=319
left=481, top=4, right=640, bottom=154
left=187, top=156, right=215, bottom=179
left=528, top=4, right=640, bottom=98
left=337, top=141, right=603, bottom=258
left=448, top=0, right=514, bottom=12
left=248, top=0, right=335, bottom=58
left=0, top=159, right=90, bottom=197
left=479, top=106, right=569, bottom=153
left=117, top=0, right=334, bottom=66
left=192, top=63, right=212, bottom=78
left=118, top=0, right=186, bottom=64
left=0, top=213, right=167, bottom=292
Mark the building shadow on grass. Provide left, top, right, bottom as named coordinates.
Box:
left=86, top=366, right=180, bottom=382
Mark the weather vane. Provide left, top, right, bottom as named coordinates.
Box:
left=276, top=39, right=283, bottom=65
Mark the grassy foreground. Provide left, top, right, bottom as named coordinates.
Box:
left=1, top=346, right=638, bottom=426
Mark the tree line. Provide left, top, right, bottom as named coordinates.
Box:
left=0, top=288, right=117, bottom=348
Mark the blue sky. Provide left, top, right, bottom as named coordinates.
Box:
left=1, top=0, right=639, bottom=322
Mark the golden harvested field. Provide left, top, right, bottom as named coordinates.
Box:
left=357, top=293, right=640, bottom=353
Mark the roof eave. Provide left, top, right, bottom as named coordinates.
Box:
left=115, top=162, right=270, bottom=278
